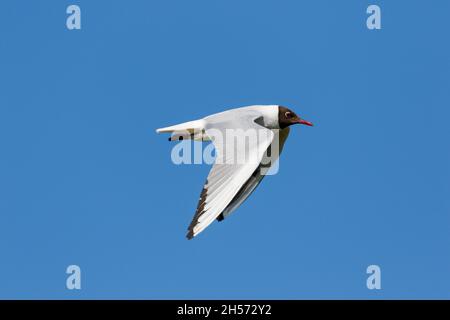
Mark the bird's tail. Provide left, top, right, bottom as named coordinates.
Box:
left=156, top=119, right=209, bottom=141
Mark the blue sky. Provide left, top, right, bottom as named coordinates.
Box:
left=0, top=0, right=449, bottom=299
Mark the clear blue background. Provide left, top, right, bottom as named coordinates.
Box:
left=0, top=0, right=449, bottom=299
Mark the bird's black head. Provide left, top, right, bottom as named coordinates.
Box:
left=278, top=106, right=313, bottom=129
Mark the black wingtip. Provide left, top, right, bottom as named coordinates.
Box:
left=186, top=231, right=194, bottom=240
left=168, top=136, right=184, bottom=142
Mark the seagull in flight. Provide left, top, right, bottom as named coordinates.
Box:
left=156, top=105, right=313, bottom=239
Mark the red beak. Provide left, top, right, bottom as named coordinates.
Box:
left=298, top=119, right=313, bottom=126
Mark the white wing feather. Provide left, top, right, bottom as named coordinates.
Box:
left=187, top=110, right=274, bottom=239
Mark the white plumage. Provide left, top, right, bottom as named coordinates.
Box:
left=156, top=105, right=312, bottom=239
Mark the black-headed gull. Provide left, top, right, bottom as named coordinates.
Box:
left=156, top=105, right=313, bottom=239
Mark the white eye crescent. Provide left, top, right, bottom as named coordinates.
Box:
left=285, top=111, right=291, bottom=118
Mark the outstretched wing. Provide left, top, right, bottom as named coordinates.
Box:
left=217, top=127, right=291, bottom=221
left=186, top=113, right=275, bottom=239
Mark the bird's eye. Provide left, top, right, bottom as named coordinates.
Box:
left=285, top=111, right=292, bottom=118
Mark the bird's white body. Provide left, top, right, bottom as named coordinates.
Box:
left=156, top=105, right=280, bottom=138
left=157, top=105, right=297, bottom=239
